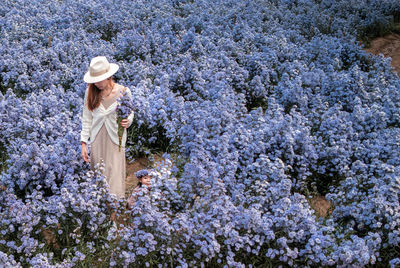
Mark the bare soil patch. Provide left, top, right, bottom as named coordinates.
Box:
left=365, top=33, right=400, bottom=74
left=310, top=196, right=332, bottom=218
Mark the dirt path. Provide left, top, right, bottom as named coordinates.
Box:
left=365, top=33, right=400, bottom=74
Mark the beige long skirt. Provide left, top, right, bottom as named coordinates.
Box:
left=90, top=125, right=126, bottom=198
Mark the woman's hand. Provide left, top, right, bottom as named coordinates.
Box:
left=120, top=119, right=129, bottom=128
left=81, top=142, right=90, bottom=163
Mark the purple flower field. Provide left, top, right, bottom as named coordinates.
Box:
left=0, top=0, right=400, bottom=267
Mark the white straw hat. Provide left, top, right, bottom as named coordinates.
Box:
left=83, top=56, right=119, bottom=83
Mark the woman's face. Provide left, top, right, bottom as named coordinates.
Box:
left=94, top=78, right=110, bottom=90
left=140, top=175, right=151, bottom=187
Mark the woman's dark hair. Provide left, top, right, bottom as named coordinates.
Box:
left=86, top=77, right=114, bottom=111
left=86, top=83, right=102, bottom=111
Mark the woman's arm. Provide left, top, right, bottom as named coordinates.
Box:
left=80, top=89, right=93, bottom=162
left=126, top=87, right=135, bottom=127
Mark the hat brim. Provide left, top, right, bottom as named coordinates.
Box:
left=83, top=63, right=119, bottom=84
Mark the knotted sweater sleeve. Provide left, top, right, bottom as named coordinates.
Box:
left=80, top=88, right=93, bottom=143
left=125, top=87, right=135, bottom=127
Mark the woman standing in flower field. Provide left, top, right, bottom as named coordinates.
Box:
left=80, top=56, right=134, bottom=198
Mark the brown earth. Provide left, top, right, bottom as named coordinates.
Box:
left=365, top=33, right=400, bottom=74
left=310, top=196, right=332, bottom=218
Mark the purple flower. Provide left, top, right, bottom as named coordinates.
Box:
left=116, top=89, right=135, bottom=151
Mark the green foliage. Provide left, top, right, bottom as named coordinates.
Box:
left=359, top=17, right=400, bottom=47
left=126, top=119, right=176, bottom=158
left=0, top=142, right=7, bottom=174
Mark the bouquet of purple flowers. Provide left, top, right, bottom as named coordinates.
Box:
left=116, top=90, right=135, bottom=151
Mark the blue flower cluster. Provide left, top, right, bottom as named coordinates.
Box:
left=0, top=0, right=399, bottom=266
left=135, top=169, right=149, bottom=179
left=117, top=90, right=135, bottom=120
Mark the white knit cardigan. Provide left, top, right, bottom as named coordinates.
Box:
left=80, top=87, right=134, bottom=147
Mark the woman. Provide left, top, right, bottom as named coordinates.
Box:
left=80, top=56, right=134, bottom=198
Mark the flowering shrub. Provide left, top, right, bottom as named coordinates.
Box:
left=0, top=0, right=400, bottom=266
left=0, top=166, right=114, bottom=266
